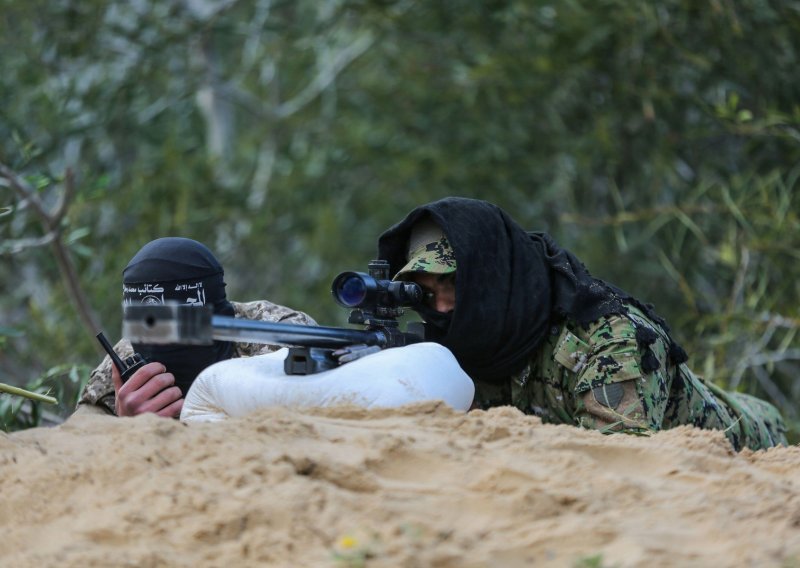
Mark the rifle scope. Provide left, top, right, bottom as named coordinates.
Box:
left=331, top=271, right=422, bottom=309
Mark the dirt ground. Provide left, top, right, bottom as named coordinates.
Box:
left=2, top=402, right=799, bottom=567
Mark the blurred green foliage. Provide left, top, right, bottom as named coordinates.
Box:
left=1, top=0, right=798, bottom=433
left=0, top=362, right=90, bottom=431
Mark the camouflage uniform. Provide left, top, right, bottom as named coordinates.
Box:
left=77, top=300, right=318, bottom=416
left=470, top=304, right=787, bottom=451
left=400, top=231, right=786, bottom=451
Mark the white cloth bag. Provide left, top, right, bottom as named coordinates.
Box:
left=180, top=342, right=475, bottom=422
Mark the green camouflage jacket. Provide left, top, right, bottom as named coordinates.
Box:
left=76, top=300, right=317, bottom=416
left=470, top=304, right=787, bottom=451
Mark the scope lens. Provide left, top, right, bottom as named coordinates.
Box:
left=333, top=274, right=368, bottom=307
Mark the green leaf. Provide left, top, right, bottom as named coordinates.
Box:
left=66, top=227, right=91, bottom=243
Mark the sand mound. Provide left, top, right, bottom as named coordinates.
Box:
left=2, top=403, right=799, bottom=567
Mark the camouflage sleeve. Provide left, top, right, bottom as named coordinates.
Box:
left=664, top=365, right=788, bottom=451
left=711, top=388, right=788, bottom=450
left=576, top=382, right=649, bottom=433
left=76, top=338, right=134, bottom=415
left=571, top=314, right=672, bottom=435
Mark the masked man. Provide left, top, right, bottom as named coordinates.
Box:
left=378, top=197, right=787, bottom=451
left=75, top=237, right=316, bottom=418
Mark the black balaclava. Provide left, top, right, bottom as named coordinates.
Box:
left=378, top=197, right=687, bottom=383
left=122, top=237, right=235, bottom=395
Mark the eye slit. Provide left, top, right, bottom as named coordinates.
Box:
left=423, top=291, right=435, bottom=304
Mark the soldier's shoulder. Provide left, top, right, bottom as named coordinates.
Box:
left=231, top=299, right=318, bottom=326
left=568, top=308, right=654, bottom=347
left=230, top=299, right=317, bottom=358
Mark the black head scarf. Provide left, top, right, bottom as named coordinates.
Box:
left=123, top=237, right=235, bottom=395
left=378, top=197, right=687, bottom=382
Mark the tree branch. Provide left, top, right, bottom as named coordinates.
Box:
left=0, top=163, right=50, bottom=222
left=752, top=366, right=794, bottom=417
left=0, top=163, right=103, bottom=344
left=0, top=232, right=58, bottom=254
left=275, top=32, right=374, bottom=120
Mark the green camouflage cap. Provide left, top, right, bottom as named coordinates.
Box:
left=395, top=218, right=457, bottom=278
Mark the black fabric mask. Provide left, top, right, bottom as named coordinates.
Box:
left=132, top=342, right=234, bottom=396
left=378, top=197, right=687, bottom=383
left=415, top=304, right=453, bottom=340
left=123, top=237, right=236, bottom=396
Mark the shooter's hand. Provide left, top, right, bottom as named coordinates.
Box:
left=112, top=361, right=184, bottom=418
left=331, top=344, right=382, bottom=365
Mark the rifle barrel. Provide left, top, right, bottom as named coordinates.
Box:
left=209, top=315, right=385, bottom=348
left=122, top=303, right=405, bottom=348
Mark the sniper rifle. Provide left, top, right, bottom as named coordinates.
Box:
left=122, top=260, right=426, bottom=375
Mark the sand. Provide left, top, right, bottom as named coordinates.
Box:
left=2, top=402, right=799, bottom=567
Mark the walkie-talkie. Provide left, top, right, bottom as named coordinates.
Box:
left=95, top=332, right=149, bottom=383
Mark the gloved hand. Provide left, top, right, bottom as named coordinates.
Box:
left=331, top=344, right=382, bottom=365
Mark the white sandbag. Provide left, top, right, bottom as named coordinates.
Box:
left=180, top=342, right=475, bottom=423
